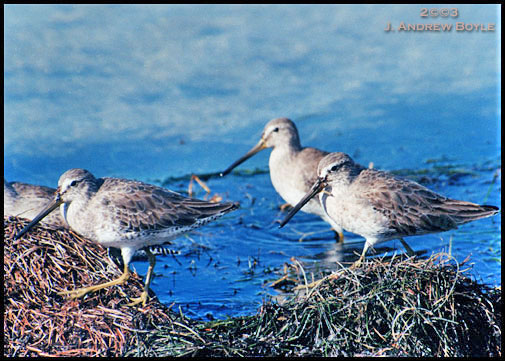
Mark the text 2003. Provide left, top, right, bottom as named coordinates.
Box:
left=420, top=8, right=458, bottom=18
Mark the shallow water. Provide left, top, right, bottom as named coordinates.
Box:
left=4, top=4, right=501, bottom=319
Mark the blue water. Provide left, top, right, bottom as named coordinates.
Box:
left=4, top=4, right=501, bottom=320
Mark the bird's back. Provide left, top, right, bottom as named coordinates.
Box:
left=69, top=177, right=239, bottom=244
left=5, top=181, right=67, bottom=228
left=355, top=168, right=498, bottom=238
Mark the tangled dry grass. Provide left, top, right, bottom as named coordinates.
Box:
left=4, top=216, right=501, bottom=356
left=4, top=216, right=174, bottom=356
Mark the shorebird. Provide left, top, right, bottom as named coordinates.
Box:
left=4, top=179, right=163, bottom=266
left=280, top=152, right=499, bottom=267
left=4, top=179, right=68, bottom=228
left=220, top=117, right=345, bottom=242
left=15, top=168, right=239, bottom=306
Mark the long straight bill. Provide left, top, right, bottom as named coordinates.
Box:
left=279, top=178, right=325, bottom=228
left=14, top=197, right=62, bottom=239
left=220, top=139, right=266, bottom=177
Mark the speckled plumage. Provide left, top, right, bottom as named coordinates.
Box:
left=15, top=168, right=239, bottom=306
left=4, top=179, right=68, bottom=228
left=281, top=152, right=499, bottom=264
left=55, top=170, right=237, bottom=253
left=221, top=117, right=344, bottom=240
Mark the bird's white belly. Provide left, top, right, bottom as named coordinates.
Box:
left=319, top=189, right=387, bottom=239
left=270, top=171, right=323, bottom=216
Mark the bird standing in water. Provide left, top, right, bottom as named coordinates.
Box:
left=221, top=117, right=345, bottom=242
left=280, top=152, right=499, bottom=267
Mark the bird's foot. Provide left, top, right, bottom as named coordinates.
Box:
left=188, top=175, right=211, bottom=197
left=57, top=269, right=130, bottom=300
left=127, top=290, right=149, bottom=307
left=57, top=286, right=98, bottom=299
left=349, top=256, right=364, bottom=270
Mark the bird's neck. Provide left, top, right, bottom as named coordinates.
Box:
left=270, top=141, right=301, bottom=166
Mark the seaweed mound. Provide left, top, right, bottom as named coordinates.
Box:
left=4, top=216, right=501, bottom=356
left=4, top=216, right=174, bottom=356
left=131, top=252, right=501, bottom=357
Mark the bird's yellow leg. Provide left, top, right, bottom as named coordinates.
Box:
left=399, top=238, right=415, bottom=257
left=350, top=242, right=369, bottom=269
left=188, top=174, right=211, bottom=197
left=127, top=248, right=156, bottom=307
left=350, top=254, right=365, bottom=270
left=333, top=229, right=345, bottom=243
left=279, top=203, right=292, bottom=212
left=58, top=262, right=130, bottom=299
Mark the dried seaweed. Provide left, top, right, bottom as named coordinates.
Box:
left=4, top=216, right=174, bottom=357
left=4, top=216, right=501, bottom=357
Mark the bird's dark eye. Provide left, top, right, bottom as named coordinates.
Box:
left=330, top=165, right=339, bottom=172
left=273, top=127, right=279, bottom=132
left=70, top=180, right=78, bottom=187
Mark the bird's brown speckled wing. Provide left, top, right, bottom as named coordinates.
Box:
left=12, top=182, right=56, bottom=199
left=96, top=178, right=239, bottom=233
left=7, top=182, right=67, bottom=228
left=356, top=169, right=497, bottom=237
